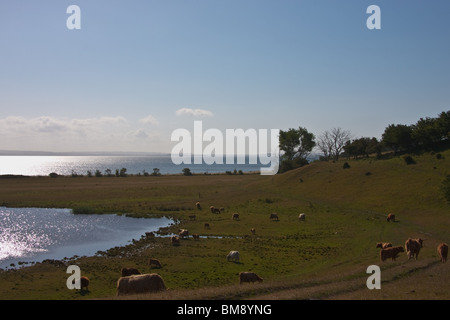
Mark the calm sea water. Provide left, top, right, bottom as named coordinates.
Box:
left=0, top=155, right=266, bottom=176
left=0, top=207, right=172, bottom=269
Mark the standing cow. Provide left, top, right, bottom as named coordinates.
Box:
left=437, top=243, right=448, bottom=263
left=227, top=251, right=240, bottom=263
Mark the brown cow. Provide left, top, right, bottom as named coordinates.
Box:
left=178, top=229, right=189, bottom=238
left=380, top=246, right=404, bottom=262
left=171, top=235, right=180, bottom=246
left=149, top=258, right=162, bottom=268
left=405, top=238, right=424, bottom=260
left=250, top=228, right=256, bottom=235
left=116, top=273, right=166, bottom=296
left=437, top=243, right=448, bottom=263
left=121, top=267, right=141, bottom=277
left=387, top=213, right=396, bottom=222
left=232, top=213, right=240, bottom=220
left=239, top=272, right=263, bottom=284
left=376, top=242, right=393, bottom=249
left=196, top=202, right=201, bottom=210
left=269, top=213, right=279, bottom=221
left=72, top=276, right=90, bottom=291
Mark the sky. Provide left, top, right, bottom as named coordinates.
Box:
left=0, top=0, right=449, bottom=153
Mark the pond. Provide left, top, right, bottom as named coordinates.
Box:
left=0, top=207, right=172, bottom=269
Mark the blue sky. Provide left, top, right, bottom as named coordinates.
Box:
left=0, top=0, right=449, bottom=153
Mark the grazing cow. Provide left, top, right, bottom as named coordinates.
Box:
left=193, top=233, right=200, bottom=240
left=376, top=242, right=393, bottom=249
left=239, top=272, right=263, bottom=284
left=148, top=258, right=162, bottom=268
left=250, top=228, right=256, bottom=235
left=387, top=213, right=396, bottom=222
left=204, top=223, right=210, bottom=229
left=178, top=229, right=189, bottom=238
left=116, top=273, right=166, bottom=296
left=298, top=213, right=305, bottom=221
left=232, top=213, right=240, bottom=220
left=171, top=235, right=180, bottom=246
left=213, top=207, right=221, bottom=214
left=437, top=243, right=448, bottom=263
left=121, top=267, right=141, bottom=277
left=380, top=246, right=404, bottom=262
left=269, top=213, right=279, bottom=221
left=196, top=202, right=201, bottom=210
left=227, top=251, right=240, bottom=262
left=405, top=238, right=424, bottom=260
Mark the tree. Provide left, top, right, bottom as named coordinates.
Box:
left=182, top=168, right=192, bottom=176
left=278, top=126, right=315, bottom=173
left=151, top=168, right=161, bottom=176
left=279, top=126, right=315, bottom=166
left=318, top=127, right=351, bottom=161
left=343, top=137, right=381, bottom=159
left=382, top=124, right=413, bottom=154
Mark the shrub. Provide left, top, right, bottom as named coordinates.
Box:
left=343, top=162, right=350, bottom=169
left=182, top=168, right=192, bottom=176
left=49, top=172, right=58, bottom=178
left=404, top=155, right=416, bottom=165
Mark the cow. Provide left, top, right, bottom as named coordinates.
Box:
left=250, top=228, right=256, bottom=235
left=376, top=242, right=393, bottom=249
left=171, top=235, right=180, bottom=246
left=72, top=276, right=90, bottom=291
left=405, top=238, right=424, bottom=260
left=227, top=251, right=240, bottom=262
left=232, top=213, right=240, bottom=220
left=178, top=229, right=189, bottom=238
left=298, top=213, right=305, bottom=221
left=148, top=258, right=162, bottom=268
left=213, top=207, right=221, bottom=214
left=204, top=223, right=210, bottom=229
left=239, top=272, right=263, bottom=284
left=387, top=213, right=396, bottom=222
left=210, top=206, right=215, bottom=213
left=196, top=202, right=201, bottom=210
left=269, top=213, right=279, bottom=221
left=116, top=273, right=166, bottom=296
left=121, top=267, right=141, bottom=277
left=437, top=243, right=448, bottom=263
left=80, top=276, right=90, bottom=291
left=193, top=233, right=200, bottom=240
left=380, top=246, right=404, bottom=262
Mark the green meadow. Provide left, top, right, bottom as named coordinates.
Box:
left=0, top=150, right=449, bottom=300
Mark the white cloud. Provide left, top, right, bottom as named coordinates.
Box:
left=175, top=108, right=213, bottom=117
left=139, top=115, right=159, bottom=126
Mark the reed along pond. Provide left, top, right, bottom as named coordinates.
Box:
left=0, top=207, right=172, bottom=269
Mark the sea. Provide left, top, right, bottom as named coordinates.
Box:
left=0, top=154, right=268, bottom=176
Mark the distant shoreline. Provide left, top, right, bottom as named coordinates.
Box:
left=0, top=150, right=170, bottom=156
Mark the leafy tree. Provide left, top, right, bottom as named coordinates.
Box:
left=151, top=168, right=161, bottom=176
left=279, top=127, right=315, bottom=172
left=382, top=124, right=413, bottom=154
left=182, top=168, right=192, bottom=176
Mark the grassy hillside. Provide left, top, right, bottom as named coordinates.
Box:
left=0, top=150, right=449, bottom=300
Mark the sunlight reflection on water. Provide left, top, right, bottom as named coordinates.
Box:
left=0, top=207, right=172, bottom=269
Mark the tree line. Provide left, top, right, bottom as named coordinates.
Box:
left=279, top=110, right=450, bottom=173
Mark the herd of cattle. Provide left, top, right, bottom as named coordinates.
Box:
left=378, top=213, right=448, bottom=264
left=78, top=206, right=448, bottom=296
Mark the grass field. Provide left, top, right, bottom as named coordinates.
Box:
left=0, top=150, right=449, bottom=300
